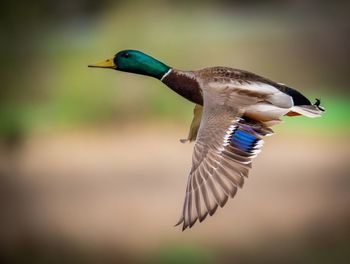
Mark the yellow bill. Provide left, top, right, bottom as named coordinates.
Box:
left=88, top=58, right=116, bottom=69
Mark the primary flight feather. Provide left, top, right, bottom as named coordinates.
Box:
left=89, top=50, right=324, bottom=230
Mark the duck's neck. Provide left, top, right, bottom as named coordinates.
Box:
left=161, top=69, right=203, bottom=105
left=117, top=51, right=203, bottom=104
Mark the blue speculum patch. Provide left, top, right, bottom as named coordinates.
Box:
left=230, top=129, right=258, bottom=152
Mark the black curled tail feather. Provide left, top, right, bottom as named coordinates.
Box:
left=314, top=98, right=325, bottom=112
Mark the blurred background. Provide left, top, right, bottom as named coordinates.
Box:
left=1, top=0, right=349, bottom=263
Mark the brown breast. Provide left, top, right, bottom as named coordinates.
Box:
left=162, top=70, right=203, bottom=105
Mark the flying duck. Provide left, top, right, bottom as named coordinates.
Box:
left=89, top=50, right=325, bottom=230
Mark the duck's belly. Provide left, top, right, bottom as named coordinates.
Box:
left=244, top=103, right=291, bottom=122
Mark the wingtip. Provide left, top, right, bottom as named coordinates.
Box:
left=219, top=195, right=229, bottom=208
left=189, top=218, right=197, bottom=229
left=174, top=221, right=188, bottom=232
left=174, top=219, right=183, bottom=227
left=208, top=204, right=218, bottom=216
left=175, top=222, right=188, bottom=232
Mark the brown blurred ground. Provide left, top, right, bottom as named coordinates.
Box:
left=1, top=124, right=349, bottom=263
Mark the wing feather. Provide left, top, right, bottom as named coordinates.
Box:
left=176, top=80, right=283, bottom=230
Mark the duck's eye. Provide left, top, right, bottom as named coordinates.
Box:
left=123, top=53, right=130, bottom=58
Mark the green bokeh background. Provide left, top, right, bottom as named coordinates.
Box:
left=1, top=1, right=349, bottom=140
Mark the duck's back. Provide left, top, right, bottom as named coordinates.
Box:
left=197, top=67, right=310, bottom=105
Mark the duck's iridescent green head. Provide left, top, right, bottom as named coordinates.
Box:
left=89, top=50, right=170, bottom=80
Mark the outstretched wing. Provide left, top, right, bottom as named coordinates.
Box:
left=176, top=96, right=274, bottom=230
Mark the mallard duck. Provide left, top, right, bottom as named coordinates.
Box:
left=89, top=50, right=325, bottom=230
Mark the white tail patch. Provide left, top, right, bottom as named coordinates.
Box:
left=245, top=103, right=291, bottom=122
left=291, top=105, right=323, bottom=118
